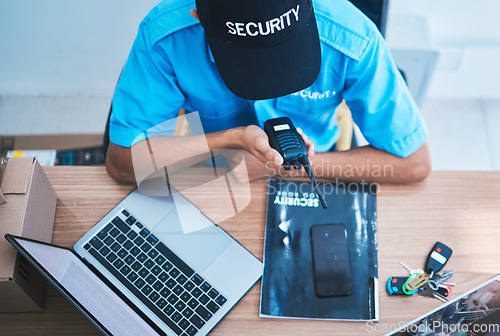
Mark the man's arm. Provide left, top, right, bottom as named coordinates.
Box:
left=107, top=122, right=430, bottom=184
left=106, top=125, right=289, bottom=184
left=309, top=142, right=431, bottom=183
left=106, top=142, right=134, bottom=183
left=232, top=141, right=431, bottom=184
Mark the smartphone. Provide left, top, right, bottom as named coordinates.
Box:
left=310, top=224, right=353, bottom=297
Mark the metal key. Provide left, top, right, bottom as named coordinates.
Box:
left=428, top=270, right=454, bottom=291
left=400, top=261, right=425, bottom=275
left=418, top=283, right=449, bottom=302
left=432, top=291, right=449, bottom=302
left=440, top=281, right=456, bottom=286
left=433, top=270, right=454, bottom=281
left=418, top=283, right=435, bottom=297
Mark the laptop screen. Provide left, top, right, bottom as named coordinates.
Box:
left=10, top=236, right=159, bottom=336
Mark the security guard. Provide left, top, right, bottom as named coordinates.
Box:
left=106, top=0, right=431, bottom=183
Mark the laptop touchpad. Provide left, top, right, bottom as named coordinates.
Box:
left=152, top=207, right=231, bottom=273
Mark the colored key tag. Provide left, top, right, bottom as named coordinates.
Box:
left=402, top=277, right=419, bottom=295
left=404, top=272, right=430, bottom=291
left=436, top=285, right=452, bottom=298
left=425, top=242, right=453, bottom=275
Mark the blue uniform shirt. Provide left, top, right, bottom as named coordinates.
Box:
left=111, top=0, right=428, bottom=157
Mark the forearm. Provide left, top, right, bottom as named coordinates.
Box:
left=106, top=127, right=248, bottom=183
left=147, top=128, right=244, bottom=169
left=254, top=143, right=431, bottom=184
left=307, top=144, right=431, bottom=183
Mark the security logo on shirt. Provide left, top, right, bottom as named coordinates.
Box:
left=291, top=89, right=337, bottom=100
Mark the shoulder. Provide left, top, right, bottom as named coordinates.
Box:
left=313, top=0, right=381, bottom=60
left=140, top=0, right=200, bottom=47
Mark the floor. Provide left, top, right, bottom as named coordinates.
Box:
left=0, top=95, right=499, bottom=170
left=420, top=99, right=500, bottom=170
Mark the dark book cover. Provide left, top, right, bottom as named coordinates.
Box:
left=260, top=178, right=378, bottom=321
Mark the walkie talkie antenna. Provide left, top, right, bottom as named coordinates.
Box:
left=300, top=155, right=327, bottom=209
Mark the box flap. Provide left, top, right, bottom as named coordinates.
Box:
left=0, top=157, right=34, bottom=194
left=21, top=159, right=57, bottom=243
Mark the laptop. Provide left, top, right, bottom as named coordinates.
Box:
left=5, top=188, right=262, bottom=336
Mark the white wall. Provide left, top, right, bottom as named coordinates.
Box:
left=0, top=0, right=159, bottom=96
left=1, top=0, right=500, bottom=99
left=387, top=0, right=500, bottom=99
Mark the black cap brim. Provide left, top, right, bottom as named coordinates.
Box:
left=206, top=15, right=321, bottom=100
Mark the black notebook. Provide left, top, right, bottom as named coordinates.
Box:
left=259, top=178, right=378, bottom=321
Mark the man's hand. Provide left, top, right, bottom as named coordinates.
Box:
left=239, top=125, right=283, bottom=167
left=227, top=125, right=316, bottom=182
left=296, top=127, right=315, bottom=162
left=239, top=125, right=315, bottom=164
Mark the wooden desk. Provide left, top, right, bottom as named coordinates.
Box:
left=1, top=167, right=500, bottom=335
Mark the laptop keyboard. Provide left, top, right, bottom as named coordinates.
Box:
left=83, top=208, right=227, bottom=336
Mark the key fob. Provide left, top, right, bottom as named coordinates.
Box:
left=387, top=276, right=413, bottom=295
left=425, top=242, right=453, bottom=274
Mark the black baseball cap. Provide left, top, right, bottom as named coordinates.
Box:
left=195, top=0, right=321, bottom=100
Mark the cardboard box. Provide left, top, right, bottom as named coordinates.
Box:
left=0, top=157, right=57, bottom=312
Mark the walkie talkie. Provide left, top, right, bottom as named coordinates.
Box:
left=264, top=117, right=327, bottom=209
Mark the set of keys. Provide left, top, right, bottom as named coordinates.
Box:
left=387, top=242, right=454, bottom=302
